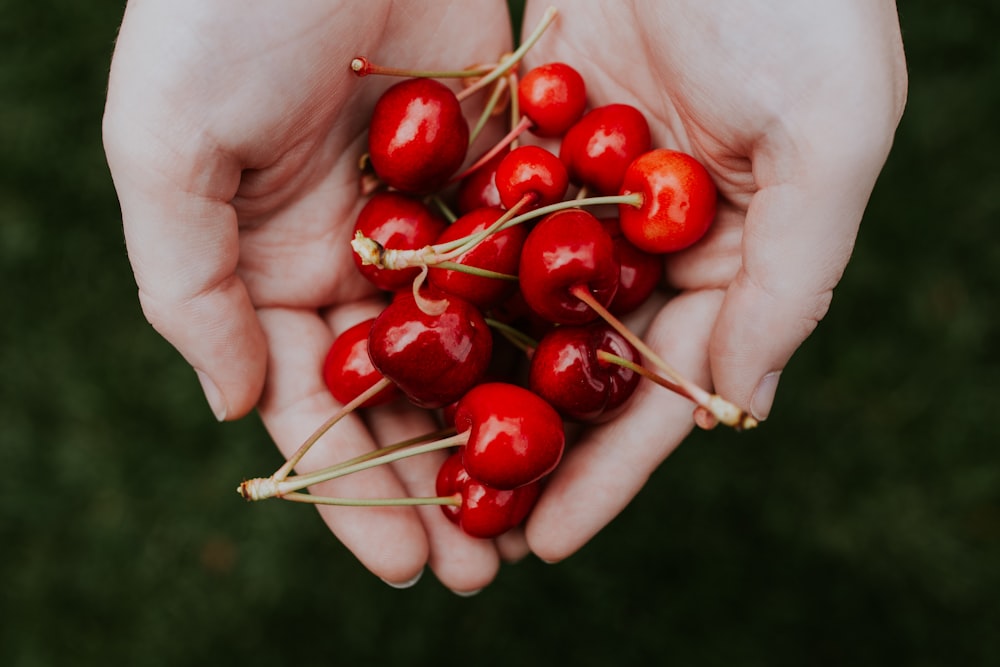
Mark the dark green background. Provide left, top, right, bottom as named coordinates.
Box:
left=3, top=2, right=997, bottom=665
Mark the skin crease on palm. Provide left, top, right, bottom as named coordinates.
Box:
left=103, top=0, right=906, bottom=591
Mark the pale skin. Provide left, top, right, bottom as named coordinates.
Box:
left=103, top=0, right=907, bottom=591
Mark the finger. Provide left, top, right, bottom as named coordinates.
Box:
left=255, top=306, right=429, bottom=584
left=494, top=527, right=531, bottom=564
left=323, top=304, right=502, bottom=593
left=525, top=289, right=723, bottom=562
left=104, top=79, right=265, bottom=422
left=709, top=117, right=897, bottom=422
left=364, top=400, right=502, bottom=595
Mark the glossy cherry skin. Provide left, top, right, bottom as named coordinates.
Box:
left=427, top=206, right=527, bottom=309
left=453, top=382, right=565, bottom=490
left=436, top=450, right=541, bottom=539
left=518, top=208, right=620, bottom=325
left=529, top=322, right=641, bottom=423
left=494, top=145, right=569, bottom=210
left=518, top=62, right=587, bottom=138
left=455, top=149, right=505, bottom=215
left=367, top=77, right=469, bottom=194
left=559, top=104, right=652, bottom=195
left=367, top=289, right=492, bottom=409
left=322, top=318, right=400, bottom=408
left=599, top=217, right=663, bottom=315
left=352, top=192, right=447, bottom=292
left=618, top=148, right=717, bottom=253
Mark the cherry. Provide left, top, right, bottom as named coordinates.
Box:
left=518, top=208, right=620, bottom=325
left=455, top=149, right=506, bottom=214
left=453, top=382, right=565, bottom=489
left=427, top=206, right=526, bottom=309
left=351, top=192, right=448, bottom=292
left=367, top=289, right=493, bottom=409
left=528, top=321, right=641, bottom=423
left=618, top=148, right=717, bottom=253
left=560, top=103, right=652, bottom=195
left=599, top=217, right=663, bottom=315
left=517, top=62, right=587, bottom=138
left=367, top=77, right=470, bottom=194
left=435, top=450, right=541, bottom=538
left=494, top=145, right=569, bottom=210
left=322, top=318, right=400, bottom=409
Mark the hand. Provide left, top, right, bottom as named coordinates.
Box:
left=518, top=0, right=907, bottom=561
left=102, top=0, right=518, bottom=592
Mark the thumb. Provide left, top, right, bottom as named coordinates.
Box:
left=709, top=147, right=886, bottom=422
left=104, top=122, right=266, bottom=422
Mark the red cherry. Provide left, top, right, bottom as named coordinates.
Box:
left=518, top=62, right=587, bottom=138
left=352, top=192, right=448, bottom=292
left=322, top=318, right=400, bottom=409
left=528, top=321, right=641, bottom=423
left=455, top=149, right=506, bottom=215
left=367, top=289, right=492, bottom=409
left=436, top=450, right=541, bottom=539
left=618, top=148, right=717, bottom=253
left=453, top=382, right=565, bottom=490
left=427, top=207, right=527, bottom=309
left=559, top=104, right=652, bottom=195
left=518, top=208, right=619, bottom=325
left=599, top=217, right=663, bottom=315
left=367, top=77, right=470, bottom=194
left=494, top=145, right=569, bottom=210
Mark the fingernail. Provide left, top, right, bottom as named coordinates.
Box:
left=195, top=369, right=228, bottom=422
left=451, top=588, right=482, bottom=598
left=381, top=569, right=423, bottom=590
left=750, top=371, right=781, bottom=422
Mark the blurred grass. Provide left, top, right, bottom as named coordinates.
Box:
left=1, top=1, right=998, bottom=666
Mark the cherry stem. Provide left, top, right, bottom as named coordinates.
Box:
left=468, top=76, right=510, bottom=146
left=411, top=265, right=449, bottom=316
left=280, top=492, right=461, bottom=508
left=241, top=431, right=470, bottom=502
left=485, top=318, right=537, bottom=356
left=434, top=261, right=519, bottom=282
left=270, top=377, right=394, bottom=483
left=508, top=71, right=521, bottom=149
left=454, top=6, right=558, bottom=103
left=596, top=350, right=696, bottom=403
left=451, top=115, right=533, bottom=183
left=570, top=284, right=757, bottom=431
left=351, top=192, right=642, bottom=272
left=430, top=195, right=458, bottom=223
left=425, top=193, right=536, bottom=267
left=350, top=56, right=494, bottom=79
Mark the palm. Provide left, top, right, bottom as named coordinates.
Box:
left=105, top=0, right=516, bottom=591
left=519, top=0, right=906, bottom=559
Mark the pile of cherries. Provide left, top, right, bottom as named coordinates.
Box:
left=239, top=8, right=754, bottom=540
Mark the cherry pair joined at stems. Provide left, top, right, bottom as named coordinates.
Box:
left=239, top=381, right=565, bottom=539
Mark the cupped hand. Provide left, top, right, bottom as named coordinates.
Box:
left=518, top=0, right=907, bottom=562
left=102, top=0, right=517, bottom=592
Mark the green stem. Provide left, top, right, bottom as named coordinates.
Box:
left=508, top=71, right=522, bottom=149
left=242, top=431, right=470, bottom=501
left=485, top=318, right=537, bottom=355
left=469, top=76, right=509, bottom=146
left=431, top=195, right=458, bottom=223
left=272, top=377, right=393, bottom=483
left=281, top=492, right=461, bottom=507
left=434, top=261, right=518, bottom=281
left=455, top=6, right=558, bottom=102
